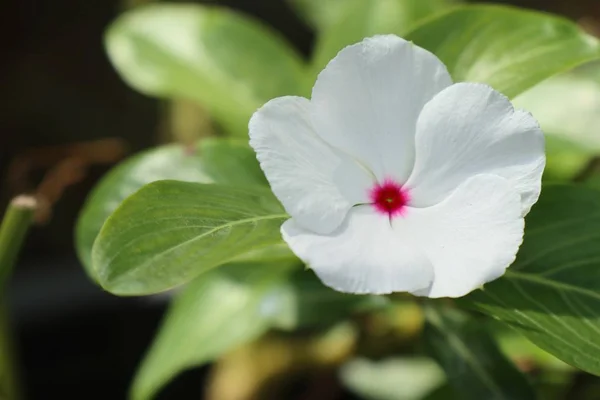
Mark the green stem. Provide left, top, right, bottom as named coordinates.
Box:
left=0, top=195, right=37, bottom=400
left=0, top=196, right=37, bottom=289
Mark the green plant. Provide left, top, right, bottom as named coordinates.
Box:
left=76, top=1, right=600, bottom=399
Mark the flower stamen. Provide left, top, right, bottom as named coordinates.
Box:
left=369, top=179, right=409, bottom=218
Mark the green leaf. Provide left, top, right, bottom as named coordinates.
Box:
left=130, top=262, right=294, bottom=400
left=406, top=5, right=600, bottom=98
left=311, top=0, right=455, bottom=76
left=231, top=242, right=297, bottom=264
left=514, top=68, right=600, bottom=151
left=423, top=305, right=536, bottom=400
left=291, top=0, right=456, bottom=32
left=105, top=3, right=308, bottom=137
left=271, top=270, right=387, bottom=330
left=422, top=385, right=459, bottom=400
left=543, top=136, right=594, bottom=181
left=513, top=68, right=600, bottom=180
left=200, top=139, right=268, bottom=187
left=76, top=139, right=265, bottom=278
left=287, top=0, right=350, bottom=31
left=490, top=320, right=571, bottom=371
left=462, top=184, right=600, bottom=376
left=340, top=356, right=446, bottom=400
left=92, top=180, right=288, bottom=295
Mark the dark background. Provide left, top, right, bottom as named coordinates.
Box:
left=1, top=0, right=599, bottom=398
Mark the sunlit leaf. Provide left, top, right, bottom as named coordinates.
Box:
left=514, top=69, right=600, bottom=151
left=311, top=0, right=456, bottom=76
left=105, top=3, right=308, bottom=137
left=287, top=0, right=349, bottom=31
left=513, top=68, right=600, bottom=180
left=462, top=184, right=600, bottom=376
left=76, top=140, right=265, bottom=278
left=130, top=262, right=294, bottom=400
left=423, top=305, right=536, bottom=400
left=92, top=180, right=288, bottom=295
left=406, top=5, right=600, bottom=98
left=293, top=0, right=456, bottom=33
left=543, top=136, right=593, bottom=181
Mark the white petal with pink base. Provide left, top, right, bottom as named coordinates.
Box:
left=249, top=35, right=545, bottom=298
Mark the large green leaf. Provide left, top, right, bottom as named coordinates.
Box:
left=105, top=3, right=308, bottom=137
left=130, top=262, right=294, bottom=400
left=423, top=305, right=536, bottom=400
left=311, top=0, right=455, bottom=76
left=76, top=139, right=265, bottom=278
left=406, top=5, right=600, bottom=99
left=462, top=184, right=600, bottom=376
left=91, top=180, right=288, bottom=295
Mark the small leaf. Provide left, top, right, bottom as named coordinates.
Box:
left=406, top=5, right=600, bottom=98
left=76, top=140, right=265, bottom=278
left=92, top=181, right=288, bottom=295
left=310, top=0, right=455, bottom=76
left=423, top=305, right=536, bottom=400
left=462, top=184, right=600, bottom=376
left=105, top=4, right=308, bottom=137
left=130, top=262, right=294, bottom=400
left=340, top=356, right=446, bottom=400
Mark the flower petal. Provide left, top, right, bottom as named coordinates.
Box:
left=311, top=35, right=452, bottom=182
left=406, top=83, right=545, bottom=215
left=281, top=207, right=434, bottom=294
left=400, top=174, right=524, bottom=298
left=249, top=96, right=374, bottom=234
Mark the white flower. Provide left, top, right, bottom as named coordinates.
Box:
left=249, top=35, right=545, bottom=298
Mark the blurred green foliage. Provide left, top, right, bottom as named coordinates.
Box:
left=423, top=305, right=536, bottom=400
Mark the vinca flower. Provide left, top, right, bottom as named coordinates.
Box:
left=249, top=35, right=545, bottom=298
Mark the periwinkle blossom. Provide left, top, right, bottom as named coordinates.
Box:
left=249, top=35, right=545, bottom=298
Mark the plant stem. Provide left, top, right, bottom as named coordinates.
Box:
left=0, top=195, right=37, bottom=400
left=0, top=196, right=37, bottom=289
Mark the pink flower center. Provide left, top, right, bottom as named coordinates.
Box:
left=369, top=179, right=409, bottom=218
